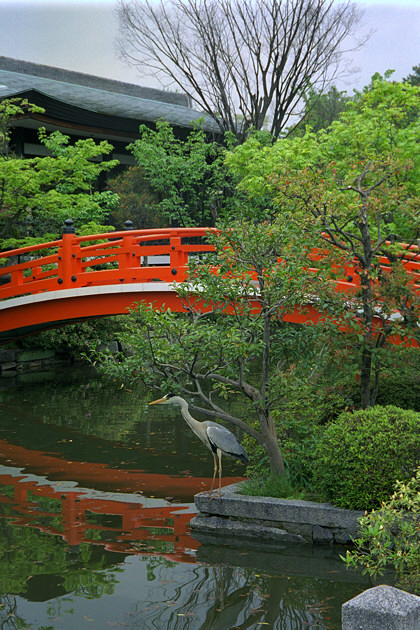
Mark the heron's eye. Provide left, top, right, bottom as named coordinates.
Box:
left=166, top=393, right=175, bottom=399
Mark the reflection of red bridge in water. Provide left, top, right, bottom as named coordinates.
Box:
left=0, top=225, right=419, bottom=344
left=0, top=440, right=242, bottom=563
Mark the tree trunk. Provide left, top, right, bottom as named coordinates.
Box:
left=257, top=407, right=285, bottom=475
left=360, top=346, right=372, bottom=409
left=256, top=288, right=286, bottom=474
left=265, top=434, right=285, bottom=475
left=359, top=205, right=374, bottom=409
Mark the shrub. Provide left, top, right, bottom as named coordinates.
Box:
left=314, top=405, right=419, bottom=510
left=375, top=346, right=420, bottom=411
left=376, top=373, right=420, bottom=411
left=342, top=468, right=420, bottom=594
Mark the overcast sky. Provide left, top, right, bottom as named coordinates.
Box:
left=0, top=0, right=418, bottom=94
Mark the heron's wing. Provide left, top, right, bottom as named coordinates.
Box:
left=206, top=425, right=249, bottom=462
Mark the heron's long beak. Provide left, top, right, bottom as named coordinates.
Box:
left=149, top=397, right=167, bottom=406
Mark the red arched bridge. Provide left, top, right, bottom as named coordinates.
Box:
left=0, top=223, right=419, bottom=345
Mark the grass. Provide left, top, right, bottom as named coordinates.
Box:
left=238, top=473, right=307, bottom=500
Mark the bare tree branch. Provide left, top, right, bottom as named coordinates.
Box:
left=116, top=0, right=366, bottom=141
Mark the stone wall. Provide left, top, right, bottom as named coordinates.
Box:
left=0, top=347, right=72, bottom=380
left=192, top=482, right=364, bottom=545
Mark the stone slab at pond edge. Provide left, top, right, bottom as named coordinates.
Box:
left=192, top=482, right=364, bottom=545
left=342, top=585, right=420, bottom=629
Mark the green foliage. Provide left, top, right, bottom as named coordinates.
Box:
left=0, top=221, right=115, bottom=253
left=241, top=321, right=358, bottom=486
left=226, top=74, right=420, bottom=409
left=291, top=85, right=350, bottom=137
left=128, top=120, right=233, bottom=226
left=94, top=216, right=330, bottom=474
left=0, top=97, right=44, bottom=155
left=0, top=98, right=120, bottom=246
left=276, top=388, right=353, bottom=487
left=375, top=347, right=420, bottom=410
left=0, top=233, right=60, bottom=252
left=315, top=406, right=419, bottom=510
left=76, top=221, right=116, bottom=238
left=403, top=63, right=420, bottom=87
left=107, top=165, right=167, bottom=229
left=20, top=317, right=124, bottom=359
left=243, top=373, right=355, bottom=489
left=239, top=474, right=304, bottom=500
left=340, top=346, right=420, bottom=413
left=343, top=468, right=420, bottom=594
left=228, top=74, right=419, bottom=237
left=376, top=376, right=420, bottom=412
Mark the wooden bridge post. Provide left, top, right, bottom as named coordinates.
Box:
left=61, top=493, right=86, bottom=546
left=119, top=220, right=135, bottom=274
left=58, top=219, right=76, bottom=289
left=170, top=236, right=188, bottom=280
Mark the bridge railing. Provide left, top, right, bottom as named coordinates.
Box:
left=307, top=243, right=420, bottom=294
left=0, top=226, right=217, bottom=301
left=0, top=224, right=419, bottom=303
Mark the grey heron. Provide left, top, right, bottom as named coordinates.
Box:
left=149, top=394, right=249, bottom=498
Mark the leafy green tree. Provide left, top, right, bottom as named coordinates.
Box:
left=127, top=120, right=233, bottom=227
left=95, top=217, right=328, bottom=474
left=0, top=97, right=43, bottom=156
left=0, top=98, right=120, bottom=248
left=291, top=85, right=350, bottom=136
left=403, top=63, right=420, bottom=86
left=20, top=316, right=125, bottom=361
left=343, top=467, right=420, bottom=594
left=226, top=74, right=420, bottom=408
left=107, top=165, right=167, bottom=229
left=241, top=329, right=358, bottom=485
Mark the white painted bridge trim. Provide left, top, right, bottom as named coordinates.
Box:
left=0, top=281, right=413, bottom=327
left=0, top=282, right=177, bottom=312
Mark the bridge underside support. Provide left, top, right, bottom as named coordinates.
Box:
left=0, top=283, right=184, bottom=345
left=0, top=282, right=414, bottom=347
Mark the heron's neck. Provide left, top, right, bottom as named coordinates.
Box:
left=178, top=399, right=202, bottom=435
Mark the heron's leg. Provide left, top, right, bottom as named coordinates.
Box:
left=218, top=451, right=223, bottom=499
left=210, top=453, right=218, bottom=494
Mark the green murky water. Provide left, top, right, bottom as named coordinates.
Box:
left=0, top=365, right=374, bottom=629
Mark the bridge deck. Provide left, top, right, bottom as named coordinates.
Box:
left=0, top=227, right=418, bottom=345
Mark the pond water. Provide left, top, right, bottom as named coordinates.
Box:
left=0, top=364, right=374, bottom=629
